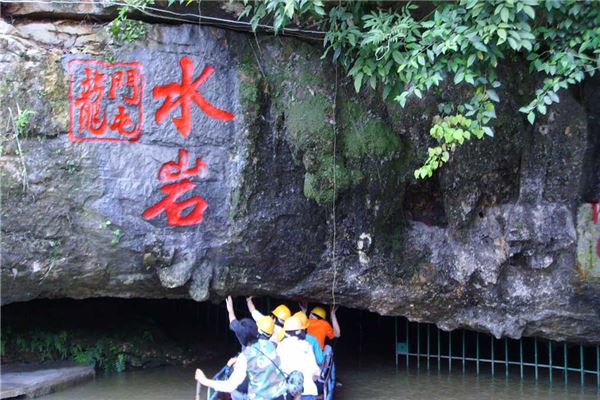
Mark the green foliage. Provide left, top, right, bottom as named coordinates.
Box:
left=107, top=0, right=154, bottom=43
left=14, top=330, right=69, bottom=361
left=14, top=109, right=36, bottom=137
left=99, top=220, right=124, bottom=245
left=240, top=0, right=600, bottom=178
left=115, top=353, right=127, bottom=373
left=111, top=228, right=124, bottom=245
left=303, top=155, right=363, bottom=204
left=71, top=343, right=103, bottom=366
left=239, top=0, right=326, bottom=32
left=1, top=329, right=156, bottom=373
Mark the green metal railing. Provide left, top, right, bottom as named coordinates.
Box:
left=394, top=318, right=600, bottom=387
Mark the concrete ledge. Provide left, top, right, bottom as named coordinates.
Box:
left=1, top=362, right=95, bottom=399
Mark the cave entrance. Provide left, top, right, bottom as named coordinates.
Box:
left=2, top=298, right=599, bottom=399
left=1, top=297, right=396, bottom=367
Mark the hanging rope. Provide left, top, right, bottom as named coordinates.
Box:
left=331, top=62, right=339, bottom=308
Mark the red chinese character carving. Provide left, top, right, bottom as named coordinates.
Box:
left=143, top=149, right=208, bottom=226
left=110, top=105, right=136, bottom=136
left=75, top=67, right=108, bottom=135
left=143, top=179, right=208, bottom=226
left=69, top=59, right=144, bottom=142
left=109, top=71, right=124, bottom=100
left=159, top=149, right=207, bottom=182
left=153, top=57, right=234, bottom=137
left=124, top=69, right=141, bottom=105
left=592, top=200, right=599, bottom=225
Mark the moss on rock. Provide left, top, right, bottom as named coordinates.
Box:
left=286, top=94, right=334, bottom=158
left=340, top=100, right=403, bottom=162
left=303, top=155, right=363, bottom=204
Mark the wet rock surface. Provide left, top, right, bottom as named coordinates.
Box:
left=1, top=8, right=599, bottom=344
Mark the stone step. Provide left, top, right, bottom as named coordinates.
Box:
left=0, top=362, right=95, bottom=399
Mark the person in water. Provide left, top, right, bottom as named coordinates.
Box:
left=246, top=296, right=291, bottom=342
left=277, top=315, right=321, bottom=400
left=195, top=315, right=288, bottom=400
left=300, top=303, right=341, bottom=350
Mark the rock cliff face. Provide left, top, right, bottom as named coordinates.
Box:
left=1, top=4, right=599, bottom=344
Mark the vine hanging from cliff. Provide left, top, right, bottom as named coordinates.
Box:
left=239, top=0, right=600, bottom=178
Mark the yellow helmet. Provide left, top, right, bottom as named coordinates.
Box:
left=283, top=315, right=306, bottom=332
left=292, top=311, right=309, bottom=329
left=276, top=329, right=285, bottom=342
left=257, top=315, right=275, bottom=336
left=272, top=304, right=291, bottom=321
left=310, top=306, right=327, bottom=320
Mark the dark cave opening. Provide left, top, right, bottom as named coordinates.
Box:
left=0, top=297, right=396, bottom=349
left=1, top=297, right=598, bottom=386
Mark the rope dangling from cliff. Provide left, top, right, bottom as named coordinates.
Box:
left=331, top=62, right=339, bottom=308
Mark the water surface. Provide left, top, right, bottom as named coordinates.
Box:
left=39, top=355, right=599, bottom=400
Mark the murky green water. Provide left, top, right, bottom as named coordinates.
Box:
left=38, top=354, right=599, bottom=400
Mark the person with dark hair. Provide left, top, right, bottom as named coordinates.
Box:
left=196, top=315, right=287, bottom=400
left=226, top=295, right=258, bottom=349
left=224, top=296, right=256, bottom=399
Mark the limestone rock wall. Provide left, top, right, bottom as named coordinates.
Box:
left=1, top=7, right=599, bottom=344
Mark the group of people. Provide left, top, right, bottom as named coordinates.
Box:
left=195, top=296, right=341, bottom=400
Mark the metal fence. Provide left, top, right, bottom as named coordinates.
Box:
left=395, top=318, right=600, bottom=387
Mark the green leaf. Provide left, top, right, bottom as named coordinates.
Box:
left=497, top=29, right=507, bottom=43
left=500, top=7, right=509, bottom=23
left=454, top=71, right=465, bottom=84
left=523, top=5, right=535, bottom=19
left=354, top=73, right=363, bottom=93
left=369, top=76, right=377, bottom=89
left=537, top=103, right=547, bottom=114
left=383, top=85, right=392, bottom=100
left=396, top=91, right=409, bottom=108
left=527, top=112, right=535, bottom=125
left=486, top=89, right=499, bottom=102
left=467, top=54, right=476, bottom=67
left=427, top=49, right=435, bottom=62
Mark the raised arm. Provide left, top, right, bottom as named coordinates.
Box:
left=225, top=296, right=236, bottom=323
left=330, top=305, right=341, bottom=338
left=298, top=300, right=308, bottom=314
left=246, top=296, right=264, bottom=322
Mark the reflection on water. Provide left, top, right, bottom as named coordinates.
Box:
left=40, top=355, right=599, bottom=400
